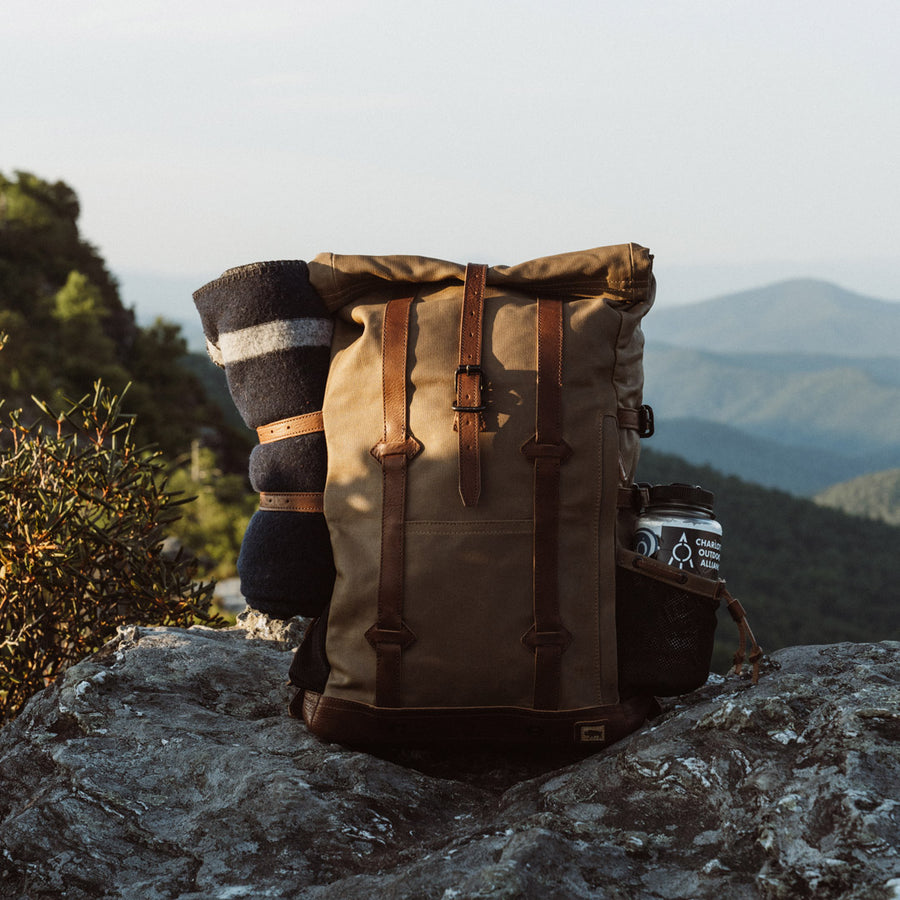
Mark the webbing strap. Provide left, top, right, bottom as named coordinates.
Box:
left=366, top=294, right=420, bottom=708
left=521, top=296, right=572, bottom=710
left=454, top=263, right=488, bottom=507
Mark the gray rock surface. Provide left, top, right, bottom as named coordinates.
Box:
left=1, top=612, right=898, bottom=899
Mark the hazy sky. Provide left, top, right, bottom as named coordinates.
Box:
left=4, top=0, right=899, bottom=309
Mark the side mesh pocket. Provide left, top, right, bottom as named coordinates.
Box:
left=616, top=549, right=721, bottom=697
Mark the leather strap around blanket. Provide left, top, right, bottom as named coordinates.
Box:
left=259, top=491, right=324, bottom=512
left=257, top=410, right=324, bottom=443
left=454, top=263, right=488, bottom=507
left=256, top=412, right=326, bottom=511
left=521, top=296, right=572, bottom=710
left=366, top=294, right=421, bottom=707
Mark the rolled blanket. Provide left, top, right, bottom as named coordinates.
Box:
left=193, top=260, right=335, bottom=618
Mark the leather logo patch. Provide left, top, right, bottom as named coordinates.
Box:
left=576, top=721, right=607, bottom=743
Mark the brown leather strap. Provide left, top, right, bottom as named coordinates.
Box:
left=257, top=410, right=324, bottom=444
left=616, top=405, right=654, bottom=438
left=453, top=263, right=488, bottom=507
left=618, top=484, right=651, bottom=509
left=259, top=491, right=324, bottom=513
left=521, top=296, right=571, bottom=710
left=366, top=295, right=420, bottom=708
left=617, top=547, right=721, bottom=599
left=723, top=586, right=764, bottom=684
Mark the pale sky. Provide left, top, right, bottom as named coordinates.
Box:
left=4, top=0, right=900, bottom=311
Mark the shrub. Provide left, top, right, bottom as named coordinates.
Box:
left=0, top=381, right=219, bottom=723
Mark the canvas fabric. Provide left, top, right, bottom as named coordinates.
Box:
left=304, top=244, right=655, bottom=721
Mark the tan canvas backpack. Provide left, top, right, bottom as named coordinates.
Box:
left=194, top=244, right=760, bottom=750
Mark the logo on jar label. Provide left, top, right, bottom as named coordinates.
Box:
left=633, top=528, right=660, bottom=558
left=636, top=526, right=721, bottom=576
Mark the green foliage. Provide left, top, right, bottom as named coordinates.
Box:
left=815, top=468, right=900, bottom=527
left=0, top=170, right=252, bottom=465
left=165, top=445, right=256, bottom=580
left=0, top=384, right=221, bottom=723
left=0, top=170, right=132, bottom=354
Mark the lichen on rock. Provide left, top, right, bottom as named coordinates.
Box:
left=0, top=623, right=897, bottom=899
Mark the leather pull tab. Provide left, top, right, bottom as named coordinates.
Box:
left=722, top=586, right=764, bottom=684
left=454, top=263, right=488, bottom=507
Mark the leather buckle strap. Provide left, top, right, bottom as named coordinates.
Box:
left=452, top=365, right=486, bottom=413
left=454, top=263, right=488, bottom=507
left=617, top=405, right=654, bottom=438
left=256, top=410, right=324, bottom=444
left=258, top=491, right=324, bottom=513
left=367, top=294, right=420, bottom=708
left=520, top=296, right=571, bottom=710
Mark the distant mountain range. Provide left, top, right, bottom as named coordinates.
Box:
left=644, top=278, right=900, bottom=357
left=641, top=279, right=900, bottom=494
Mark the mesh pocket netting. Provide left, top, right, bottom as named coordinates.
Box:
left=616, top=564, right=719, bottom=697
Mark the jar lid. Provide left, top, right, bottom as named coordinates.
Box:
left=646, top=482, right=715, bottom=512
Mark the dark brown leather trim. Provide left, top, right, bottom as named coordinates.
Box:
left=721, top=585, right=764, bottom=684
left=521, top=296, right=570, bottom=711
left=259, top=491, right=324, bottom=513
left=454, top=263, right=488, bottom=507
left=616, top=405, right=654, bottom=438
left=368, top=294, right=420, bottom=708
left=618, top=484, right=650, bottom=509
left=297, top=689, right=657, bottom=748
left=616, top=547, right=722, bottom=599
left=257, top=410, right=324, bottom=444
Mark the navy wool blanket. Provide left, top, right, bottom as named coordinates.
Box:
left=193, top=260, right=334, bottom=619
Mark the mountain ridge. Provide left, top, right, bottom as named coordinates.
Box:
left=640, top=278, right=900, bottom=492
left=646, top=277, right=900, bottom=357
left=646, top=416, right=897, bottom=495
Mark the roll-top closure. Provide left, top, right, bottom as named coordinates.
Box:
left=307, top=244, right=655, bottom=312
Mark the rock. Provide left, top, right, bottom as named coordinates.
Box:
left=1, top=623, right=898, bottom=899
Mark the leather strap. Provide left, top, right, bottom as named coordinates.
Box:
left=366, top=295, right=420, bottom=708
left=521, top=296, right=571, bottom=710
left=258, top=491, right=324, bottom=513
left=724, top=586, right=764, bottom=684
left=618, top=484, right=651, bottom=509
left=617, top=547, right=721, bottom=599
left=453, top=263, right=488, bottom=507
left=616, top=405, right=654, bottom=438
left=257, top=410, right=324, bottom=444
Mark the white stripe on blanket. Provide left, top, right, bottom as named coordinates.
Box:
left=217, top=318, right=333, bottom=364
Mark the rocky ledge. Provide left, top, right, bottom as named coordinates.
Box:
left=1, top=614, right=898, bottom=899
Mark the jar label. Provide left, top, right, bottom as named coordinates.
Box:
left=633, top=525, right=721, bottom=577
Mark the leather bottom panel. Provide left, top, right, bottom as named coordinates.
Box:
left=291, top=690, right=657, bottom=749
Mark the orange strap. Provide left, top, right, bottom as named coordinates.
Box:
left=256, top=410, right=324, bottom=444
left=259, top=492, right=324, bottom=513
left=365, top=295, right=420, bottom=707
left=453, top=263, right=488, bottom=507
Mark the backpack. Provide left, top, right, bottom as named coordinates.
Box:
left=194, top=245, right=760, bottom=750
